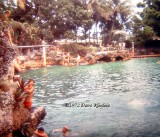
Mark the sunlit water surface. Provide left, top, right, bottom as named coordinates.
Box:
left=21, top=58, right=160, bottom=137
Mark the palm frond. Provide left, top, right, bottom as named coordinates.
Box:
left=14, top=78, right=33, bottom=102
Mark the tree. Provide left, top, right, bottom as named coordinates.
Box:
left=87, top=0, right=132, bottom=45
left=140, top=0, right=160, bottom=36
left=11, top=0, right=39, bottom=24
left=1, top=0, right=133, bottom=46
left=29, top=0, right=93, bottom=41
left=87, top=0, right=113, bottom=45
left=134, top=26, right=155, bottom=48
left=0, top=0, right=94, bottom=44
left=131, top=14, right=155, bottom=48
left=131, top=0, right=160, bottom=48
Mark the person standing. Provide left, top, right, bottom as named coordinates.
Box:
left=24, top=79, right=34, bottom=110
left=76, top=55, right=80, bottom=66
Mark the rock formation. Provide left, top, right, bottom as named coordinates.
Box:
left=0, top=20, right=46, bottom=137
left=96, top=51, right=132, bottom=62
left=0, top=79, right=46, bottom=137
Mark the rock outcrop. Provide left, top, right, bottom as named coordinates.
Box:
left=12, top=106, right=46, bottom=137
left=0, top=80, right=46, bottom=137
left=0, top=20, right=46, bottom=137
left=96, top=51, right=132, bottom=62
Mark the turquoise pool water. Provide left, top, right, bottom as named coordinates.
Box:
left=21, top=58, right=160, bottom=137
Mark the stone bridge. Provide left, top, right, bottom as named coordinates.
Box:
left=93, top=50, right=132, bottom=62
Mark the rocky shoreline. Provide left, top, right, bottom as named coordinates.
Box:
left=17, top=50, right=132, bottom=71
left=0, top=35, right=46, bottom=137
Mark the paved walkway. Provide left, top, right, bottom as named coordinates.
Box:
left=94, top=50, right=129, bottom=55
left=133, top=54, right=160, bottom=58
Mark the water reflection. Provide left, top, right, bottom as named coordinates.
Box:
left=21, top=58, right=160, bottom=137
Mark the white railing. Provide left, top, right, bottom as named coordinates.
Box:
left=16, top=45, right=50, bottom=48
left=16, top=45, right=51, bottom=66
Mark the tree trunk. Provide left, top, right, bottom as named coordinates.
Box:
left=96, top=22, right=98, bottom=46
left=89, top=30, right=91, bottom=45
left=108, top=13, right=117, bottom=45
left=85, top=29, right=87, bottom=44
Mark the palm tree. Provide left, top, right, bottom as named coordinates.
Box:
left=87, top=0, right=113, bottom=45
left=87, top=0, right=132, bottom=45
left=107, top=0, right=132, bottom=44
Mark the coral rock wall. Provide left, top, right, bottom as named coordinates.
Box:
left=0, top=80, right=30, bottom=137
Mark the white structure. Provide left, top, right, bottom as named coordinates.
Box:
left=16, top=45, right=50, bottom=66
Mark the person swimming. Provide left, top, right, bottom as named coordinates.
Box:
left=34, top=127, right=48, bottom=137
left=53, top=126, right=71, bottom=137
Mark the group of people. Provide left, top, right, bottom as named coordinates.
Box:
left=13, top=75, right=72, bottom=137
left=51, top=46, right=81, bottom=66
left=61, top=52, right=81, bottom=66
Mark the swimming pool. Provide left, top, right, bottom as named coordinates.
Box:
left=21, top=58, right=160, bottom=137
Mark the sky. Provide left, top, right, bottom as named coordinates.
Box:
left=131, top=0, right=143, bottom=5
left=131, top=0, right=143, bottom=12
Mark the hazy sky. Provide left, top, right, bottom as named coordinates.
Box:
left=131, top=0, right=143, bottom=13
left=131, top=0, right=143, bottom=5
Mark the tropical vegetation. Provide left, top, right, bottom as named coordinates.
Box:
left=0, top=0, right=160, bottom=50
left=133, top=0, right=160, bottom=48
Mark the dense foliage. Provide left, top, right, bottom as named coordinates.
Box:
left=0, top=0, right=134, bottom=45
left=133, top=0, right=160, bottom=48
left=0, top=0, right=159, bottom=49
left=142, top=0, right=160, bottom=36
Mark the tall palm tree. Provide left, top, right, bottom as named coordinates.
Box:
left=87, top=0, right=132, bottom=45
left=87, top=0, right=112, bottom=45
left=107, top=0, right=132, bottom=44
